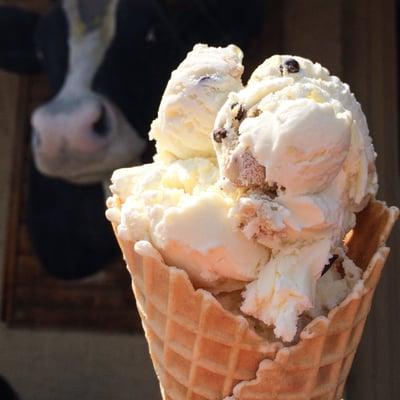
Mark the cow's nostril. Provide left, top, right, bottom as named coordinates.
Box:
left=93, top=105, right=109, bottom=137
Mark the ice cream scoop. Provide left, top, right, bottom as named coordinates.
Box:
left=149, top=44, right=244, bottom=161
left=106, top=158, right=270, bottom=292
left=210, top=54, right=378, bottom=340
left=108, top=45, right=264, bottom=294
left=213, top=55, right=377, bottom=203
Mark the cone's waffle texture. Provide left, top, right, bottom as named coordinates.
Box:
left=112, top=199, right=398, bottom=400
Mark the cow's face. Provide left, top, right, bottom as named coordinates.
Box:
left=0, top=0, right=177, bottom=184
left=31, top=0, right=146, bottom=184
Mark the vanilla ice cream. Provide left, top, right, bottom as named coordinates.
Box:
left=107, top=48, right=377, bottom=343
left=149, top=44, right=244, bottom=161
left=309, top=252, right=363, bottom=318
left=213, top=55, right=377, bottom=202
left=106, top=158, right=269, bottom=292
left=210, top=55, right=377, bottom=340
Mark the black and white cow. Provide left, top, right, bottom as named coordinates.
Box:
left=0, top=0, right=265, bottom=279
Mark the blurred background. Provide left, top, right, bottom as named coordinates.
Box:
left=0, top=0, right=398, bottom=399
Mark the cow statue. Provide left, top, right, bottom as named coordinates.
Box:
left=0, top=0, right=265, bottom=279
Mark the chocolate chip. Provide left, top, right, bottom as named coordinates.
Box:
left=213, top=128, right=227, bottom=143
left=265, top=182, right=278, bottom=199
left=199, top=75, right=211, bottom=82
left=321, top=264, right=330, bottom=276
left=321, top=255, right=339, bottom=276
left=285, top=58, right=300, bottom=73
left=279, top=58, right=300, bottom=75
left=231, top=103, right=246, bottom=121
left=236, top=105, right=246, bottom=121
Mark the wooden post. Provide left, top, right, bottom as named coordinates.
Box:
left=0, top=71, right=28, bottom=320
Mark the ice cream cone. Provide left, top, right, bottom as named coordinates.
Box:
left=112, top=199, right=398, bottom=400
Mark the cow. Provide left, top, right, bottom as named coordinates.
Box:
left=0, top=0, right=266, bottom=279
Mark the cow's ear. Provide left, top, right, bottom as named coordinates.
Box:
left=0, top=6, right=42, bottom=74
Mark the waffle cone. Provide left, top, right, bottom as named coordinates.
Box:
left=112, top=199, right=398, bottom=400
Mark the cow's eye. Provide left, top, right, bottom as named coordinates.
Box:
left=145, top=27, right=157, bottom=43
left=36, top=49, right=45, bottom=62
